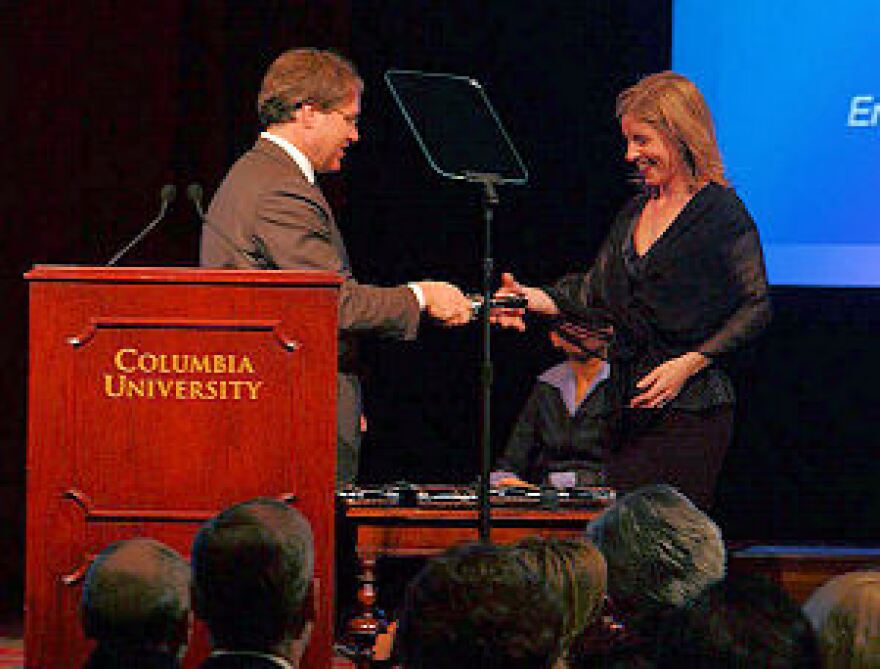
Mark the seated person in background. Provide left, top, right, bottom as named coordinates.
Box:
left=395, top=542, right=564, bottom=669
left=584, top=484, right=725, bottom=664
left=514, top=536, right=607, bottom=664
left=492, top=323, right=612, bottom=488
left=802, top=570, right=880, bottom=668
left=80, top=537, right=191, bottom=669
left=191, top=498, right=314, bottom=669
left=654, top=573, right=820, bottom=668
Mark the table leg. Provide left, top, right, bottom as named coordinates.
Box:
left=344, top=550, right=385, bottom=667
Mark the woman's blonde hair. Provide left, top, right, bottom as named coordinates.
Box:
left=803, top=570, right=880, bottom=668
left=616, top=71, right=728, bottom=188
left=515, top=536, right=607, bottom=649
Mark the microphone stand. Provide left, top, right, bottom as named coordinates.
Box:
left=106, top=185, right=176, bottom=266
left=187, top=183, right=279, bottom=270
left=466, top=171, right=501, bottom=543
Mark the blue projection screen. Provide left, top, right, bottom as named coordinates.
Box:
left=673, top=2, right=880, bottom=286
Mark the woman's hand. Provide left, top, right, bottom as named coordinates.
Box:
left=630, top=351, right=709, bottom=409
left=490, top=272, right=559, bottom=331
left=494, top=475, right=537, bottom=489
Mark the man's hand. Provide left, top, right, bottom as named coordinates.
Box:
left=416, top=281, right=473, bottom=326
left=630, top=351, right=710, bottom=408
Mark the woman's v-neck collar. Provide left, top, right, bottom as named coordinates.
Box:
left=629, top=182, right=711, bottom=259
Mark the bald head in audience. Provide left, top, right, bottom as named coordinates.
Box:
left=80, top=537, right=191, bottom=668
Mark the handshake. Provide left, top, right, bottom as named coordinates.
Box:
left=413, top=279, right=530, bottom=328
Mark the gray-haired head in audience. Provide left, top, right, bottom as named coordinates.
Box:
left=586, top=483, right=725, bottom=634
left=81, top=537, right=191, bottom=659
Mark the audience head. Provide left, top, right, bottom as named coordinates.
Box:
left=586, top=484, right=725, bottom=634
left=396, top=541, right=564, bottom=669
left=515, top=536, right=607, bottom=648
left=616, top=70, right=727, bottom=188
left=80, top=537, right=191, bottom=654
left=655, top=573, right=821, bottom=668
left=191, top=498, right=314, bottom=656
left=803, top=570, right=880, bottom=668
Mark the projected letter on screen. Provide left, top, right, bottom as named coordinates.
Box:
left=674, top=1, right=880, bottom=287
left=848, top=96, right=880, bottom=127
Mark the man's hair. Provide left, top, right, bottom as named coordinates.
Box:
left=257, top=48, right=363, bottom=127
left=586, top=484, right=725, bottom=634
left=80, top=537, right=190, bottom=648
left=396, top=542, right=564, bottom=669
left=515, top=536, right=607, bottom=648
left=803, top=570, right=880, bottom=668
left=616, top=70, right=728, bottom=188
left=655, top=573, right=821, bottom=668
left=191, top=498, right=314, bottom=649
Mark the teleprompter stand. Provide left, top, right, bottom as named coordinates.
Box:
left=386, top=70, right=529, bottom=542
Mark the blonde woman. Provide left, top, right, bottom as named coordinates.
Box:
left=803, top=570, right=880, bottom=668
left=515, top=537, right=607, bottom=651
left=495, top=72, right=771, bottom=509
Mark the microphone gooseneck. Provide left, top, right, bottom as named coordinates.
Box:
left=186, top=183, right=205, bottom=215
left=106, top=184, right=177, bottom=266
left=160, top=183, right=178, bottom=205
left=189, top=182, right=278, bottom=269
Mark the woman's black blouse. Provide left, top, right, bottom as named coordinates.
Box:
left=545, top=183, right=771, bottom=411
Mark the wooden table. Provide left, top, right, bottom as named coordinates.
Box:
left=339, top=500, right=608, bottom=659
left=345, top=504, right=606, bottom=559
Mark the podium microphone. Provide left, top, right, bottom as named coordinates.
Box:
left=187, top=183, right=279, bottom=269
left=186, top=182, right=208, bottom=219
left=106, top=184, right=177, bottom=266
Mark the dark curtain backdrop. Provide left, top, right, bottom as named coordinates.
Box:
left=346, top=1, right=671, bottom=480
left=3, top=0, right=879, bottom=614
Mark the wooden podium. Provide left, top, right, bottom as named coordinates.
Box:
left=25, top=266, right=341, bottom=668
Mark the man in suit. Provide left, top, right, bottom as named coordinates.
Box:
left=192, top=498, right=314, bottom=669
left=80, top=538, right=192, bottom=669
left=201, top=48, right=472, bottom=482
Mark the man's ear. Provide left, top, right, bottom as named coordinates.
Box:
left=298, top=104, right=320, bottom=130
left=288, top=581, right=317, bottom=666
left=290, top=621, right=314, bottom=668
left=172, top=610, right=194, bottom=657
left=288, top=578, right=317, bottom=647
left=303, top=578, right=318, bottom=626
left=190, top=584, right=204, bottom=619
